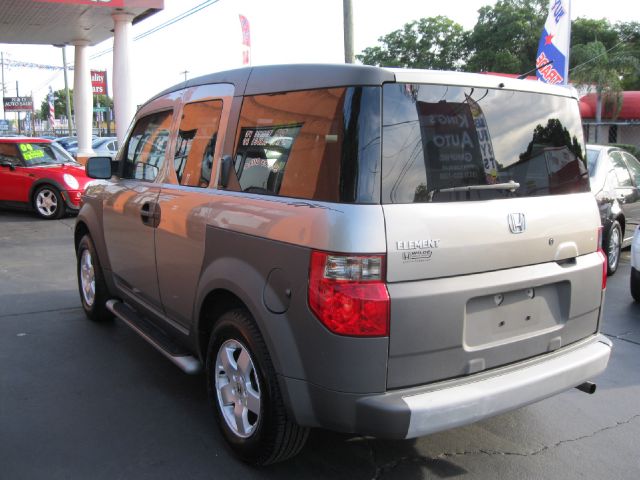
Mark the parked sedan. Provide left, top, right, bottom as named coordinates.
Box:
left=631, top=226, right=640, bottom=301
left=67, top=136, right=118, bottom=160
left=587, top=144, right=640, bottom=275
left=0, top=137, right=94, bottom=219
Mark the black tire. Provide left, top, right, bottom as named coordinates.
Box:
left=33, top=185, right=65, bottom=219
left=77, top=234, right=112, bottom=322
left=631, top=267, right=640, bottom=302
left=206, top=309, right=309, bottom=465
left=605, top=221, right=622, bottom=276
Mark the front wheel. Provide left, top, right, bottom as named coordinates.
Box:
left=606, top=221, right=622, bottom=276
left=77, top=234, right=112, bottom=322
left=33, top=185, right=65, bottom=219
left=206, top=309, right=308, bottom=465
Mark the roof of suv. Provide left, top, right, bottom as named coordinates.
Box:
left=144, top=64, right=578, bottom=108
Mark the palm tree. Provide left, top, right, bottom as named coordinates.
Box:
left=570, top=41, right=639, bottom=142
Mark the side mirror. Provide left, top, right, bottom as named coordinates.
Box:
left=219, top=154, right=233, bottom=188
left=0, top=160, right=15, bottom=171
left=86, top=156, right=113, bottom=179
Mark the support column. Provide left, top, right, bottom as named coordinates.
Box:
left=73, top=41, right=94, bottom=162
left=112, top=13, right=136, bottom=145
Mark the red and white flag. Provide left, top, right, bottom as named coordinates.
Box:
left=239, top=14, right=251, bottom=65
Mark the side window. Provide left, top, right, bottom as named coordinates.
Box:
left=609, top=151, right=633, bottom=187
left=230, top=86, right=382, bottom=203
left=0, top=143, right=21, bottom=165
left=174, top=100, right=223, bottom=187
left=622, top=152, right=640, bottom=186
left=122, top=111, right=173, bottom=181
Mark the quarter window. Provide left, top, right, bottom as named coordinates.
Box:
left=174, top=100, right=223, bottom=187
left=231, top=87, right=381, bottom=204
left=122, top=111, right=173, bottom=181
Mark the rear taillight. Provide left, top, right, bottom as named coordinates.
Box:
left=308, top=251, right=390, bottom=337
left=597, top=226, right=607, bottom=290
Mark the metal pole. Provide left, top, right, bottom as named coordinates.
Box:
left=343, top=0, right=354, bottom=64
left=16, top=80, right=20, bottom=135
left=1, top=52, right=5, bottom=120
left=61, top=46, right=74, bottom=136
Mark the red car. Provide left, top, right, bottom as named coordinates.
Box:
left=0, top=137, right=94, bottom=219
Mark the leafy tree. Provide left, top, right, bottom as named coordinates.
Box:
left=571, top=18, right=619, bottom=53
left=465, top=0, right=547, bottom=74
left=38, top=90, right=114, bottom=122
left=356, top=16, right=467, bottom=70
left=39, top=88, right=73, bottom=121
left=616, top=21, right=640, bottom=90
left=570, top=41, right=638, bottom=122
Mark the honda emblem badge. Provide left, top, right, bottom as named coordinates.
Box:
left=508, top=213, right=526, bottom=234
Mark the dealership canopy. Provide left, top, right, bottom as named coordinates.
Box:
left=0, top=0, right=164, bottom=158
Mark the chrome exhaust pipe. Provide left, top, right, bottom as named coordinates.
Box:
left=575, top=381, right=596, bottom=394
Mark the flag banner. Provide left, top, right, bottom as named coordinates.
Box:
left=48, top=86, right=56, bottom=127
left=536, top=0, right=571, bottom=85
left=239, top=14, right=251, bottom=65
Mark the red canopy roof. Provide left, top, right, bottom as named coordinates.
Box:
left=579, top=92, right=640, bottom=120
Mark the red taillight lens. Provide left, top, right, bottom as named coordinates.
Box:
left=308, top=251, right=390, bottom=337
left=597, top=226, right=607, bottom=290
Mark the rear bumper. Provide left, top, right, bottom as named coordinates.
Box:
left=286, top=334, right=612, bottom=439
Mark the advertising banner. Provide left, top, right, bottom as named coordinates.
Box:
left=239, top=14, right=251, bottom=65
left=91, top=70, right=108, bottom=95
left=3, top=97, right=34, bottom=112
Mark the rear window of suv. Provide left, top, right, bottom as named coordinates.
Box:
left=382, top=83, right=590, bottom=203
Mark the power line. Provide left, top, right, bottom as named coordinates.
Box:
left=89, top=0, right=220, bottom=60
left=569, top=33, right=635, bottom=73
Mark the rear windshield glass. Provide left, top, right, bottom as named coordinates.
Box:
left=382, top=83, right=589, bottom=203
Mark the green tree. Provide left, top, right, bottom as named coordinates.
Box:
left=356, top=16, right=467, bottom=70
left=616, top=21, right=640, bottom=90
left=571, top=18, right=619, bottom=53
left=465, top=0, right=547, bottom=74
left=38, top=90, right=114, bottom=121
left=570, top=40, right=638, bottom=124
left=39, top=88, right=73, bottom=121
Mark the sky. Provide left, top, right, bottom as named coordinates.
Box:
left=0, top=0, right=637, bottom=110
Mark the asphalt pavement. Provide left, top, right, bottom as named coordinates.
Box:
left=1, top=209, right=639, bottom=479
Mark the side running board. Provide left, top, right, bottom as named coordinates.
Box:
left=106, top=299, right=202, bottom=374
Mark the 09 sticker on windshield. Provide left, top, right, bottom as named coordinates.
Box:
left=19, top=143, right=45, bottom=162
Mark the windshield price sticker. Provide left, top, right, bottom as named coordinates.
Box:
left=19, top=144, right=45, bottom=162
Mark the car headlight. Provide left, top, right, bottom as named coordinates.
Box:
left=63, top=173, right=80, bottom=190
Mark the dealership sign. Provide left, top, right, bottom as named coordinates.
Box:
left=3, top=97, right=34, bottom=112
left=91, top=70, right=108, bottom=95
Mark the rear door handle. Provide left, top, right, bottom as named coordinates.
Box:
left=140, top=202, right=161, bottom=227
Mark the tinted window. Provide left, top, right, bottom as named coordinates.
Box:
left=231, top=87, right=381, bottom=203
left=609, top=151, right=632, bottom=187
left=382, top=84, right=589, bottom=203
left=122, top=111, right=172, bottom=181
left=0, top=143, right=21, bottom=165
left=174, top=100, right=222, bottom=187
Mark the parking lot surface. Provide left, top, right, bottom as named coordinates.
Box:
left=1, top=210, right=639, bottom=479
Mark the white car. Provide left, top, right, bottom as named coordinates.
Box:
left=631, top=226, right=640, bottom=301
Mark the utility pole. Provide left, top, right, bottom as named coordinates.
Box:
left=343, top=0, right=354, bottom=64
left=61, top=46, right=74, bottom=136
left=1, top=52, right=5, bottom=120
left=16, top=80, right=20, bottom=135
left=180, top=70, right=189, bottom=82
